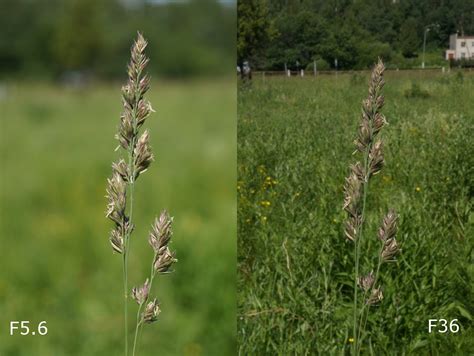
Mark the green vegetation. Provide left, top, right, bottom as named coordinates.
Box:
left=0, top=79, right=236, bottom=355
left=0, top=0, right=235, bottom=79
left=237, top=0, right=474, bottom=70
left=237, top=71, right=473, bottom=354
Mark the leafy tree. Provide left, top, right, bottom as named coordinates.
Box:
left=266, top=11, right=327, bottom=69
left=237, top=0, right=275, bottom=65
left=399, top=17, right=420, bottom=58
left=52, top=0, right=104, bottom=71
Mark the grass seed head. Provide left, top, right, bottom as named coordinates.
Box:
left=109, top=221, right=133, bottom=254
left=136, top=98, right=154, bottom=128
left=112, top=159, right=129, bottom=182
left=110, top=227, right=125, bottom=254
left=133, top=129, right=154, bottom=179
left=354, top=59, right=386, bottom=153
left=117, top=32, right=152, bottom=151
left=378, top=209, right=398, bottom=242
left=132, top=278, right=150, bottom=305
left=358, top=271, right=375, bottom=291
left=149, top=210, right=173, bottom=253
left=343, top=171, right=363, bottom=217
left=367, top=287, right=384, bottom=305
left=381, top=238, right=400, bottom=262
left=117, top=107, right=134, bottom=150
left=345, top=215, right=362, bottom=242
left=153, top=247, right=177, bottom=273
left=143, top=298, right=161, bottom=323
left=369, top=140, right=384, bottom=177
left=105, top=172, right=127, bottom=225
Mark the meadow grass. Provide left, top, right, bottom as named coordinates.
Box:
left=237, top=70, right=473, bottom=354
left=0, top=79, right=236, bottom=355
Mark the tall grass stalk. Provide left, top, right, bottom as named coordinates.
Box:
left=106, top=33, right=177, bottom=355
left=342, top=59, right=400, bottom=355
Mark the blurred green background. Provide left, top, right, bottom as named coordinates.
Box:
left=0, top=0, right=236, bottom=355
left=0, top=0, right=235, bottom=79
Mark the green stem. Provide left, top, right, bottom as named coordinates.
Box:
left=123, top=136, right=136, bottom=356
left=353, top=150, right=370, bottom=355
left=124, top=70, right=141, bottom=354
left=353, top=230, right=358, bottom=355
left=132, top=307, right=143, bottom=356
left=136, top=320, right=145, bottom=355
left=125, top=64, right=147, bottom=356
left=357, top=253, right=383, bottom=354
left=131, top=258, right=157, bottom=355
left=122, top=253, right=128, bottom=356
left=121, top=57, right=144, bottom=356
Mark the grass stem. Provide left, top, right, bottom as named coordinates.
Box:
left=123, top=253, right=128, bottom=355
left=132, top=307, right=142, bottom=356
left=132, top=259, right=157, bottom=355
left=353, top=150, right=370, bottom=355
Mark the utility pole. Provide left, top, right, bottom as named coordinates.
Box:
left=422, top=24, right=439, bottom=69
left=422, top=28, right=430, bottom=69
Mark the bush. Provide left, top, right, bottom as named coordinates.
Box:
left=450, top=59, right=474, bottom=68
left=404, top=82, right=430, bottom=98
left=350, top=72, right=365, bottom=85
left=307, top=58, right=330, bottom=71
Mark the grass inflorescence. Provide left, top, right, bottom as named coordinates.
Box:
left=105, top=33, right=177, bottom=355
left=342, top=59, right=400, bottom=354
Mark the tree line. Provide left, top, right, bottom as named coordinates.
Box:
left=238, top=0, right=474, bottom=70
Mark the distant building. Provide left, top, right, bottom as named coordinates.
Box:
left=446, top=34, right=474, bottom=60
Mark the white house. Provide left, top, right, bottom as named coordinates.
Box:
left=446, top=34, right=474, bottom=60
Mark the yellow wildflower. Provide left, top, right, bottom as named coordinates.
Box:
left=416, top=186, right=421, bottom=192
left=348, top=338, right=354, bottom=343
left=260, top=200, right=271, bottom=207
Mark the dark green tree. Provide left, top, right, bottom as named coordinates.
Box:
left=266, top=11, right=327, bottom=69
left=52, top=0, right=104, bottom=71
left=237, top=0, right=275, bottom=65
left=399, top=17, right=420, bottom=58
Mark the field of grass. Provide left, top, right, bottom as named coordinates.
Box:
left=0, top=79, right=236, bottom=355
left=237, top=70, right=473, bottom=354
